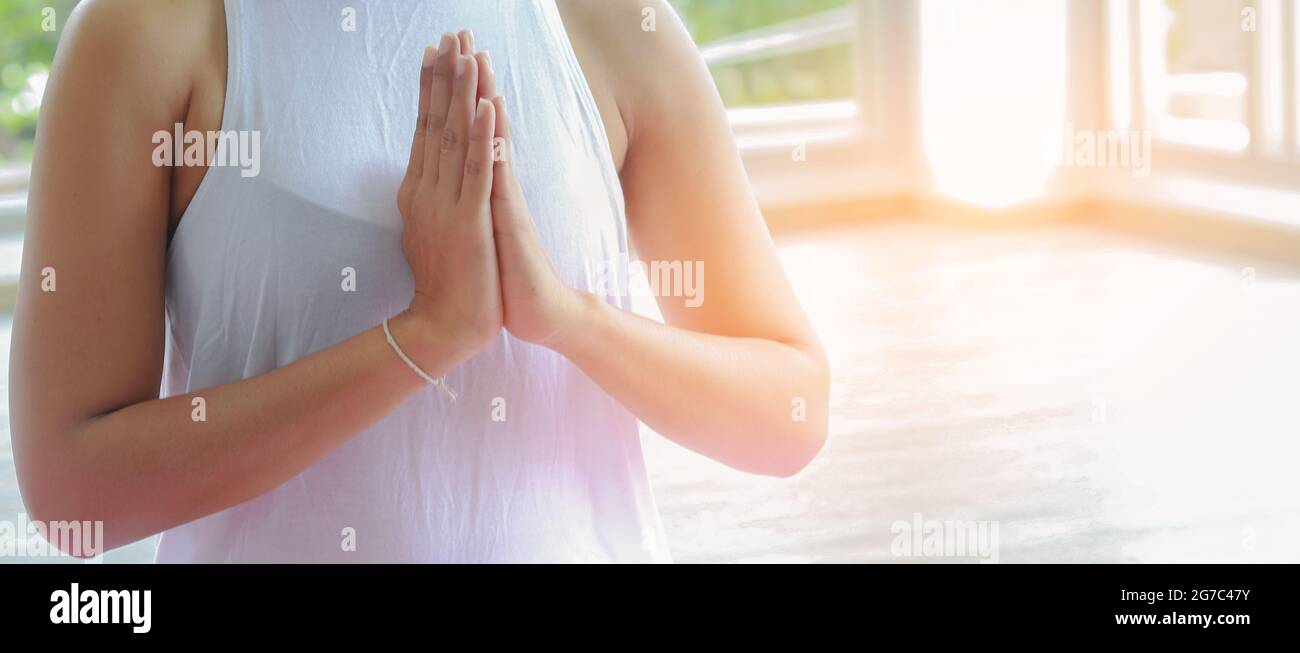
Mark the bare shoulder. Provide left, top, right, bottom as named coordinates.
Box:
left=29, top=0, right=226, bottom=246
left=58, top=0, right=215, bottom=94
left=48, top=0, right=221, bottom=135
left=555, top=0, right=706, bottom=111
left=555, top=0, right=708, bottom=165
left=52, top=0, right=226, bottom=224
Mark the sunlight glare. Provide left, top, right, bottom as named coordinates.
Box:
left=921, top=0, right=1067, bottom=208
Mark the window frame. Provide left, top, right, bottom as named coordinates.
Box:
left=694, top=1, right=883, bottom=150
left=1105, top=0, right=1300, bottom=187
left=710, top=1, right=925, bottom=209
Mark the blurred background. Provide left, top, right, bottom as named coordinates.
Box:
left=2, top=0, right=1299, bottom=562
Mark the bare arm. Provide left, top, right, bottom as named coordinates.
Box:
left=10, top=5, right=494, bottom=552
left=493, top=1, right=830, bottom=476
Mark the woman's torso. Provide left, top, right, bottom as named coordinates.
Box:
left=156, top=0, right=668, bottom=563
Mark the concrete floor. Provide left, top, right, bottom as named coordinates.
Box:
left=643, top=219, right=1300, bottom=563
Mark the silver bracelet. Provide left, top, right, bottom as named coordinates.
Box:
left=382, top=317, right=457, bottom=401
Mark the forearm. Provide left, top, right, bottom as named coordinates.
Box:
left=21, top=312, right=460, bottom=550
left=555, top=292, right=829, bottom=477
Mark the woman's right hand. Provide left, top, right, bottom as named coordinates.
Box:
left=396, top=32, right=501, bottom=364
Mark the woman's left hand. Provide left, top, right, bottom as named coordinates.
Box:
left=473, top=54, right=587, bottom=348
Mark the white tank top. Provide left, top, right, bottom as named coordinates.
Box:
left=156, top=0, right=669, bottom=562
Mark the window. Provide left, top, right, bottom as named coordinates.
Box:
left=1257, top=0, right=1287, bottom=154
left=1294, top=0, right=1300, bottom=154
left=1107, top=0, right=1134, bottom=132
left=673, top=0, right=856, bottom=107
left=1123, top=0, right=1298, bottom=157
left=920, top=0, right=1067, bottom=208
left=1108, top=0, right=1300, bottom=178
left=1137, top=0, right=1254, bottom=152
left=670, top=0, right=873, bottom=148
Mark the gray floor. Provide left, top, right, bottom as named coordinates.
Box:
left=3, top=220, right=1298, bottom=563
left=644, top=220, right=1300, bottom=562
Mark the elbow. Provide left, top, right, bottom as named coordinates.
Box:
left=19, top=494, right=100, bottom=560
left=761, top=346, right=831, bottom=479
left=765, top=404, right=829, bottom=478
left=14, top=436, right=105, bottom=559
left=764, top=432, right=826, bottom=479
left=20, top=482, right=107, bottom=560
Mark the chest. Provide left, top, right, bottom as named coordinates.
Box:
left=171, top=18, right=629, bottom=230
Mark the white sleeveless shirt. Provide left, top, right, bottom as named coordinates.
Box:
left=156, top=0, right=669, bottom=563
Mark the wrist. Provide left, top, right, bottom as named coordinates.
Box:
left=547, top=289, right=603, bottom=358
left=388, top=308, right=466, bottom=377
left=403, top=292, right=483, bottom=365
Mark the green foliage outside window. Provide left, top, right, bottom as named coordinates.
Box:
left=0, top=0, right=74, bottom=165
left=669, top=0, right=856, bottom=107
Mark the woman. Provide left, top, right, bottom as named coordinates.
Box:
left=10, top=0, right=828, bottom=562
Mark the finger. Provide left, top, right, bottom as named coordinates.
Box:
left=419, top=33, right=458, bottom=191
left=459, top=29, right=474, bottom=55
left=437, top=53, right=479, bottom=202
left=489, top=96, right=543, bottom=258
left=403, top=45, right=438, bottom=187
left=490, top=95, right=520, bottom=205
left=461, top=98, right=496, bottom=206
left=475, top=51, right=496, bottom=101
